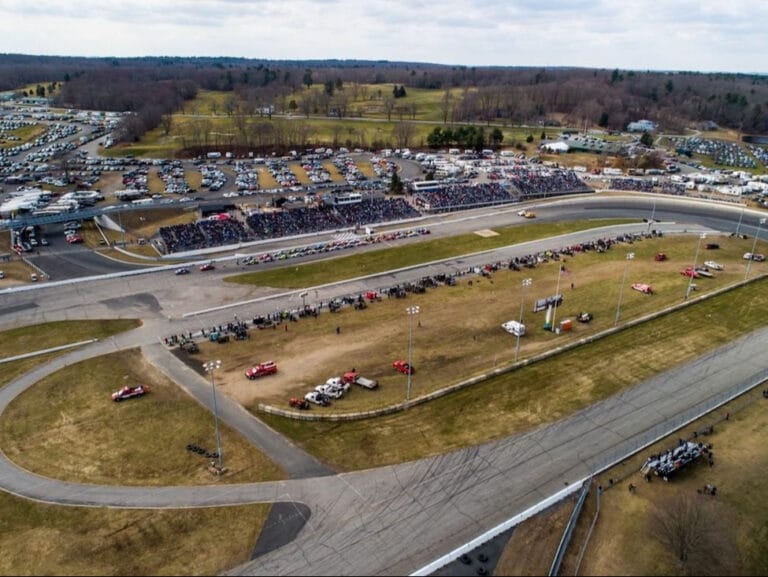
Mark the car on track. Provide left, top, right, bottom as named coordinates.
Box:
left=174, top=267, right=190, bottom=275
left=393, top=360, right=415, bottom=375
left=245, top=361, right=278, bottom=379
left=199, top=262, right=215, bottom=271
left=111, top=384, right=150, bottom=402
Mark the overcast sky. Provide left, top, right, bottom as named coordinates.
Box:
left=1, top=0, right=766, bottom=73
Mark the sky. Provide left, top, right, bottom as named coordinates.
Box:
left=1, top=0, right=767, bottom=73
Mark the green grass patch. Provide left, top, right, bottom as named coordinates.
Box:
left=0, top=492, right=270, bottom=576
left=225, top=219, right=634, bottom=288
left=0, top=348, right=285, bottom=485
left=259, top=276, right=768, bottom=470
left=0, top=319, right=140, bottom=364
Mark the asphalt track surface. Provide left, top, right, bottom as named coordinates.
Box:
left=0, top=194, right=767, bottom=575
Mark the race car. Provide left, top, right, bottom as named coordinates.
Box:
left=199, top=262, right=216, bottom=271
left=112, top=384, right=150, bottom=402
left=393, top=360, right=415, bottom=375
left=245, top=361, right=278, bottom=379
left=175, top=267, right=190, bottom=275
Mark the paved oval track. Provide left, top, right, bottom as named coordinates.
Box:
left=0, top=194, right=766, bottom=575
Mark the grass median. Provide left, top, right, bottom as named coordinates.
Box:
left=0, top=348, right=286, bottom=485
left=224, top=219, right=633, bottom=288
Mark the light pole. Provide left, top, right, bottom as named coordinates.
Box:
left=614, top=252, right=634, bottom=326
left=406, top=305, right=420, bottom=401
left=685, top=233, right=706, bottom=300
left=203, top=359, right=223, bottom=472
left=551, top=261, right=563, bottom=333
left=516, top=278, right=532, bottom=363
left=745, top=217, right=767, bottom=280
left=735, top=206, right=745, bottom=237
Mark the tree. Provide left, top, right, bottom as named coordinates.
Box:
left=649, top=493, right=738, bottom=576
left=303, top=69, right=313, bottom=88
left=324, top=80, right=335, bottom=96
left=389, top=169, right=404, bottom=194
left=160, top=114, right=173, bottom=136
left=490, top=128, right=504, bottom=147
left=526, top=134, right=534, bottom=143
left=382, top=94, right=396, bottom=122
left=598, top=111, right=610, bottom=127
left=640, top=131, right=654, bottom=147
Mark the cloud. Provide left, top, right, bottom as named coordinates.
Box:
left=0, top=0, right=765, bottom=72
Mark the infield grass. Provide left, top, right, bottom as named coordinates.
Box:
left=0, top=348, right=286, bottom=485
left=225, top=219, right=633, bottom=288
left=0, top=493, right=270, bottom=576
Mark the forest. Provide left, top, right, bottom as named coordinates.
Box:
left=2, top=54, right=767, bottom=148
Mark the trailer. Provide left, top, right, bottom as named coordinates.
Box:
left=343, top=371, right=379, bottom=389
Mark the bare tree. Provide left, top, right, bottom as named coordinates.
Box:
left=649, top=492, right=739, bottom=576
left=382, top=94, right=396, bottom=122
left=160, top=114, right=173, bottom=136
left=440, top=89, right=453, bottom=124
left=393, top=122, right=416, bottom=148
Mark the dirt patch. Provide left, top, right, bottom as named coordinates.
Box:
left=210, top=328, right=377, bottom=405
left=474, top=229, right=500, bottom=238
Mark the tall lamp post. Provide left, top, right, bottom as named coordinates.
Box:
left=516, top=278, right=532, bottom=363
left=614, top=252, right=635, bottom=326
left=685, top=233, right=706, bottom=300
left=203, top=359, right=224, bottom=471
left=551, top=261, right=563, bottom=333
left=405, top=305, right=420, bottom=401
left=745, top=217, right=767, bottom=280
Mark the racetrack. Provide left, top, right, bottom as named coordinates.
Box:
left=0, top=194, right=766, bottom=575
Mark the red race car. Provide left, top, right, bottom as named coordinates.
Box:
left=112, top=384, right=150, bottom=402
left=393, top=360, right=415, bottom=375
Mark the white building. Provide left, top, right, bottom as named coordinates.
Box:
left=627, top=119, right=657, bottom=132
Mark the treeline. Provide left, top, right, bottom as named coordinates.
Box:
left=2, top=54, right=768, bottom=139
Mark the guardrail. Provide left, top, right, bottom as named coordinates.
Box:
left=549, top=478, right=591, bottom=576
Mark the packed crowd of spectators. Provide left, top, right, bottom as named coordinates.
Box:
left=158, top=216, right=252, bottom=253
left=506, top=168, right=589, bottom=198
left=669, top=137, right=757, bottom=168
left=413, top=182, right=515, bottom=212
left=246, top=198, right=420, bottom=239
left=660, top=182, right=686, bottom=195
left=609, top=178, right=655, bottom=192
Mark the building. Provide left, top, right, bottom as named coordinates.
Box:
left=627, top=119, right=657, bottom=133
